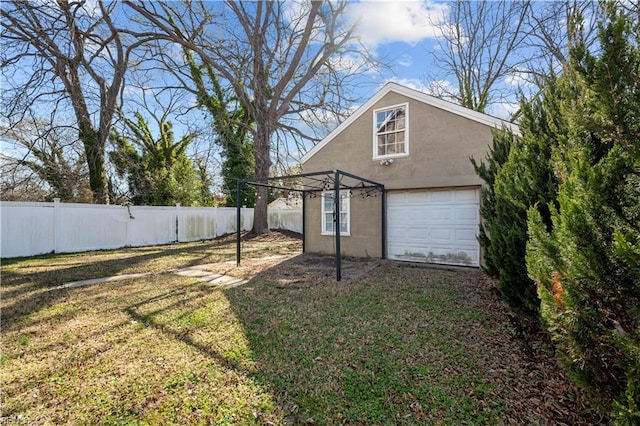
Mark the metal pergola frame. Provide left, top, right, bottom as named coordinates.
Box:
left=237, top=169, right=385, bottom=281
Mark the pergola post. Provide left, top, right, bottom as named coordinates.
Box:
left=236, top=181, right=242, bottom=266
left=381, top=186, right=386, bottom=259
left=334, top=169, right=341, bottom=281
left=302, top=192, right=306, bottom=253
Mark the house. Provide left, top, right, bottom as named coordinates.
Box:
left=300, top=82, right=518, bottom=267
left=268, top=197, right=302, bottom=210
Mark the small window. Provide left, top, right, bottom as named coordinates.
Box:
left=373, top=103, right=408, bottom=159
left=321, top=191, right=350, bottom=236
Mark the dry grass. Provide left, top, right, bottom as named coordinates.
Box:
left=0, top=232, right=604, bottom=424
left=0, top=232, right=300, bottom=323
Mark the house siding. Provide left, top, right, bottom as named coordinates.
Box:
left=305, top=194, right=382, bottom=258
left=302, top=91, right=498, bottom=259
left=303, top=92, right=495, bottom=189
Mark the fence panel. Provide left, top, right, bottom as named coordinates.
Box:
left=269, top=208, right=303, bottom=234
left=56, top=203, right=129, bottom=253
left=1, top=202, right=55, bottom=258
left=127, top=206, right=179, bottom=246
left=1, top=201, right=300, bottom=258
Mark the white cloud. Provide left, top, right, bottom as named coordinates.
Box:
left=382, top=77, right=428, bottom=92
left=382, top=77, right=459, bottom=103
left=490, top=101, right=520, bottom=121
left=79, top=0, right=101, bottom=17
left=298, top=105, right=356, bottom=130
left=283, top=0, right=315, bottom=35
left=423, top=79, right=457, bottom=100
left=504, top=69, right=535, bottom=88
left=397, top=54, right=413, bottom=67
left=346, top=1, right=449, bottom=48
left=122, top=85, right=144, bottom=96
left=329, top=53, right=378, bottom=74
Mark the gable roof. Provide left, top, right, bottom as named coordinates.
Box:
left=301, top=82, right=520, bottom=164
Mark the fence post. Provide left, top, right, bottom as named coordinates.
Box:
left=53, top=198, right=61, bottom=253
left=213, top=205, right=218, bottom=237
left=175, top=203, right=181, bottom=242
left=125, top=205, right=130, bottom=247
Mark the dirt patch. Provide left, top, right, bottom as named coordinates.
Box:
left=208, top=230, right=379, bottom=282
left=203, top=253, right=380, bottom=284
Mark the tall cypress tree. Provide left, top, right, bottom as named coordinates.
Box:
left=471, top=127, right=514, bottom=279
left=526, top=5, right=640, bottom=421
left=472, top=79, right=563, bottom=315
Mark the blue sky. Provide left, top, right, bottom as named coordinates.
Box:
left=325, top=0, right=525, bottom=120
left=345, top=0, right=449, bottom=85
left=123, top=1, right=471, bottom=167
left=1, top=0, right=533, bottom=185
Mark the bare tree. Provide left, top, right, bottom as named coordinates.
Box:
left=0, top=153, right=48, bottom=201
left=521, top=1, right=601, bottom=80
left=426, top=0, right=531, bottom=114
left=123, top=0, right=371, bottom=234
left=0, top=114, right=91, bottom=202
left=1, top=0, right=150, bottom=203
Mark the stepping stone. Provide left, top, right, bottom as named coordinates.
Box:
left=174, top=269, right=220, bottom=279
left=50, top=266, right=248, bottom=292
left=50, top=272, right=152, bottom=290
left=208, top=275, right=247, bottom=287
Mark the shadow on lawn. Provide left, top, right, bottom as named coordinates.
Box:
left=2, top=239, right=231, bottom=288
left=0, top=237, right=240, bottom=328
left=122, top=281, right=253, bottom=376
left=222, top=254, right=396, bottom=424
left=117, top=253, right=383, bottom=424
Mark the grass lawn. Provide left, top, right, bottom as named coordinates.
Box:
left=1, top=232, right=603, bottom=425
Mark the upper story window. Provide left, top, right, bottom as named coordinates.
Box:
left=373, top=103, right=408, bottom=159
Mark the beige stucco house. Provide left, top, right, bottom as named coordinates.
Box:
left=300, top=82, right=518, bottom=267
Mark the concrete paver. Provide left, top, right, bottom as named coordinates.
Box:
left=50, top=265, right=247, bottom=291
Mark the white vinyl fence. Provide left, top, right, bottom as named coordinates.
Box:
left=0, top=200, right=302, bottom=258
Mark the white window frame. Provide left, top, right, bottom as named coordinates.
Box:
left=373, top=102, right=409, bottom=160
left=321, top=191, right=350, bottom=236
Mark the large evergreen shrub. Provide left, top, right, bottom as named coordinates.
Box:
left=526, top=5, right=640, bottom=421
left=471, top=128, right=514, bottom=279
left=472, top=80, right=562, bottom=315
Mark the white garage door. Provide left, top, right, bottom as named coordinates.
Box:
left=387, top=188, right=480, bottom=266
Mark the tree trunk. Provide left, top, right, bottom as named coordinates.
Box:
left=251, top=123, right=271, bottom=234
left=80, top=124, right=109, bottom=204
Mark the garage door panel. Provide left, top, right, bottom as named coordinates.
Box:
left=454, top=189, right=479, bottom=202
left=428, top=247, right=479, bottom=266
left=455, top=206, right=479, bottom=221
left=455, top=228, right=478, bottom=242
left=408, top=209, right=427, bottom=221
left=403, top=230, right=429, bottom=240
left=394, top=227, right=430, bottom=240
left=430, top=207, right=452, bottom=220
left=388, top=245, right=429, bottom=262
left=387, top=189, right=480, bottom=267
left=431, top=228, right=452, bottom=241
left=429, top=191, right=454, bottom=203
